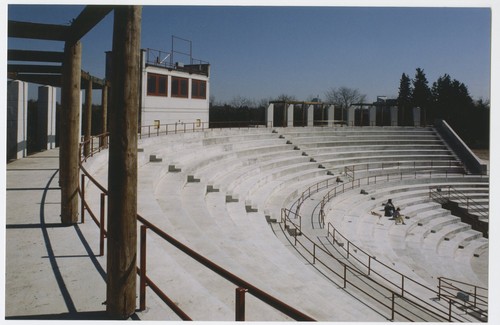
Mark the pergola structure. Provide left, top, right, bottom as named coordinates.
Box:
left=8, top=5, right=142, bottom=319
left=266, top=100, right=337, bottom=127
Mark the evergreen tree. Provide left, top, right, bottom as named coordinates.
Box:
left=411, top=68, right=432, bottom=123
left=397, top=73, right=412, bottom=125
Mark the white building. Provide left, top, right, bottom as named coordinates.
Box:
left=107, top=46, right=210, bottom=130
left=139, top=48, right=210, bottom=128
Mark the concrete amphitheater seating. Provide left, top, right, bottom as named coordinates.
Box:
left=81, top=126, right=488, bottom=321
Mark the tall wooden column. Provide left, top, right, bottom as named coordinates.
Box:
left=106, top=6, right=142, bottom=319
left=60, top=41, right=82, bottom=224
left=84, top=77, right=93, bottom=156
left=101, top=84, right=108, bottom=146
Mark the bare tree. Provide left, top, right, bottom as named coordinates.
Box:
left=324, top=87, right=366, bottom=121
left=275, top=94, right=297, bottom=102
left=230, top=95, right=255, bottom=108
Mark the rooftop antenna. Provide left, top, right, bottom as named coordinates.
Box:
left=158, top=53, right=170, bottom=65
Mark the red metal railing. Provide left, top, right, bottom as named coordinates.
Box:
left=78, top=132, right=315, bottom=321
left=138, top=121, right=272, bottom=139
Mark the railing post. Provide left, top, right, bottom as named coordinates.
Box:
left=401, top=275, right=405, bottom=297
left=312, top=244, right=316, bottom=264
left=391, top=292, right=396, bottom=321
left=448, top=298, right=453, bottom=322
left=140, top=225, right=148, bottom=311
left=100, top=193, right=106, bottom=256
left=235, top=287, right=248, bottom=321
left=474, top=286, right=477, bottom=308
left=343, top=264, right=347, bottom=288
left=368, top=256, right=371, bottom=275
left=81, top=174, right=85, bottom=223
left=438, top=277, right=442, bottom=300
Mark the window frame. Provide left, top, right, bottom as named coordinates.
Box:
left=171, top=76, right=189, bottom=98
left=147, top=73, right=168, bottom=97
left=191, top=79, right=207, bottom=99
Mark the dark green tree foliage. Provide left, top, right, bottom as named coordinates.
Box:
left=397, top=68, right=489, bottom=149
left=397, top=73, right=412, bottom=125
left=411, top=68, right=432, bottom=115
left=431, top=74, right=487, bottom=148
left=209, top=102, right=266, bottom=127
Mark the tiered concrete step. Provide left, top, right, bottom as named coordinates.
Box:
left=151, top=173, right=382, bottom=320
left=204, top=147, right=300, bottom=192
left=226, top=161, right=325, bottom=203
left=294, top=177, right=488, bottom=284
left=136, top=131, right=385, bottom=321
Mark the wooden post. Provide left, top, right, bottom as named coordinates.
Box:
left=84, top=77, right=92, bottom=157
left=106, top=6, right=142, bottom=319
left=101, top=84, right=108, bottom=147
left=60, top=40, right=81, bottom=224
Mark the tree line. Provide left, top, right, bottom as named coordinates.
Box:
left=210, top=68, right=489, bottom=149
left=397, top=68, right=489, bottom=149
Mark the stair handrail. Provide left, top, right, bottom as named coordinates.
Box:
left=437, top=276, right=488, bottom=321
left=429, top=185, right=488, bottom=220
left=280, top=208, right=464, bottom=322
left=78, top=135, right=315, bottom=321
left=292, top=163, right=468, bottom=228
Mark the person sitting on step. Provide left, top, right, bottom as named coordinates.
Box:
left=383, top=199, right=395, bottom=217
left=393, top=207, right=406, bottom=225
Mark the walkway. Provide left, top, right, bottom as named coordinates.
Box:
left=5, top=148, right=109, bottom=320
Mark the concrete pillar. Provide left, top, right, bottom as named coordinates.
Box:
left=37, top=86, right=57, bottom=150
left=60, top=40, right=82, bottom=224
left=7, top=80, right=28, bottom=160
left=266, top=103, right=274, bottom=127
left=327, top=105, right=335, bottom=127
left=106, top=6, right=142, bottom=319
left=369, top=106, right=377, bottom=126
left=413, top=107, right=421, bottom=127
left=101, top=84, right=109, bottom=146
left=287, top=104, right=294, bottom=127
left=83, top=78, right=93, bottom=157
left=307, top=105, right=314, bottom=126
left=347, top=106, right=355, bottom=127
left=390, top=106, right=398, bottom=126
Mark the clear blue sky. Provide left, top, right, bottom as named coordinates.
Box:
left=7, top=3, right=492, bottom=104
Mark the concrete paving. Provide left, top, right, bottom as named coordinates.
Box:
left=5, top=148, right=109, bottom=320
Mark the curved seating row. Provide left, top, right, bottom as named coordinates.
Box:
left=81, top=126, right=488, bottom=321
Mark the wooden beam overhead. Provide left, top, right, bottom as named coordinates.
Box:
left=67, top=5, right=113, bottom=44
left=8, top=20, right=69, bottom=41
left=8, top=64, right=62, bottom=74
left=10, top=71, right=106, bottom=90
left=9, top=73, right=62, bottom=88
left=8, top=49, right=64, bottom=63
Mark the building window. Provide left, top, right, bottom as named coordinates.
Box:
left=192, top=79, right=207, bottom=99
left=171, top=77, right=188, bottom=98
left=147, top=73, right=168, bottom=96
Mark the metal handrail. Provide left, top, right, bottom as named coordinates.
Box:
left=291, top=164, right=468, bottom=229
left=437, top=277, right=488, bottom=321
left=279, top=208, right=457, bottom=322
left=429, top=185, right=489, bottom=220
left=438, top=277, right=488, bottom=308
left=138, top=121, right=272, bottom=139
left=77, top=134, right=315, bottom=321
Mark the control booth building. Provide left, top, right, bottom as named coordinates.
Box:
left=107, top=46, right=210, bottom=130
